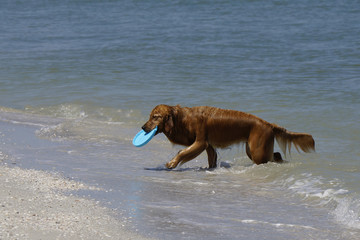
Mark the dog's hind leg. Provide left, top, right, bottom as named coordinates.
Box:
left=248, top=133, right=283, bottom=163
left=206, top=144, right=217, bottom=169
left=248, top=129, right=274, bottom=165
left=272, top=152, right=283, bottom=163
left=246, top=142, right=252, bottom=160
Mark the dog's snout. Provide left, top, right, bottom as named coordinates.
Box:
left=142, top=124, right=151, bottom=133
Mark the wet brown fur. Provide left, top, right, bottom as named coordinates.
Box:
left=142, top=105, right=315, bottom=169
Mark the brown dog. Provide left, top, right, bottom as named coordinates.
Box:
left=142, top=105, right=315, bottom=169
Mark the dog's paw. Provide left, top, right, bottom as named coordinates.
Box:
left=165, top=161, right=177, bottom=169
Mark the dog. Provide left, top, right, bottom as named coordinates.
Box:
left=142, top=104, right=315, bottom=169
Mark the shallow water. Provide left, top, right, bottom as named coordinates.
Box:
left=1, top=0, right=360, bottom=239
left=1, top=106, right=359, bottom=239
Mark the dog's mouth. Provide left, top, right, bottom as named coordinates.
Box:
left=154, top=128, right=159, bottom=135
left=142, top=125, right=159, bottom=135
left=151, top=126, right=159, bottom=135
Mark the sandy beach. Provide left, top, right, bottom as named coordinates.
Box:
left=0, top=164, right=150, bottom=240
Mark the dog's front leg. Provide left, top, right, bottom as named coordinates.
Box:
left=206, top=145, right=217, bottom=168
left=166, top=141, right=207, bottom=169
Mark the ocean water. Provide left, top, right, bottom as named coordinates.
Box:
left=1, top=0, right=360, bottom=239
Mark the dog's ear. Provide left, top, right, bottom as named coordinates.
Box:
left=164, top=114, right=173, bottom=133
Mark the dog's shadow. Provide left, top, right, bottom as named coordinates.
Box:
left=144, top=165, right=209, bottom=172
left=144, top=161, right=233, bottom=172
left=144, top=160, right=289, bottom=172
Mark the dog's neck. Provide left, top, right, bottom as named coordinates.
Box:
left=164, top=107, right=195, bottom=146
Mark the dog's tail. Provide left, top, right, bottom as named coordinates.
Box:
left=272, top=124, right=315, bottom=156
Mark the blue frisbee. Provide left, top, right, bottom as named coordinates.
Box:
left=132, top=126, right=158, bottom=147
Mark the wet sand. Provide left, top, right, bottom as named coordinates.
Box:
left=0, top=165, right=151, bottom=240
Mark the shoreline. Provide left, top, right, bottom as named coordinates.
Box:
left=0, top=164, right=151, bottom=240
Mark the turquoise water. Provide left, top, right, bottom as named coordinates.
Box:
left=1, top=1, right=360, bottom=239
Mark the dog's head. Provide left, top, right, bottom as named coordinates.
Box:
left=142, top=105, right=177, bottom=135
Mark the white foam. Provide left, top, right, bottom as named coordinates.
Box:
left=204, top=160, right=360, bottom=231
left=240, top=219, right=317, bottom=230
left=333, top=196, right=360, bottom=229
left=0, top=151, right=9, bottom=161
left=36, top=123, right=75, bottom=140
left=56, top=104, right=88, bottom=119
left=281, top=173, right=360, bottom=229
